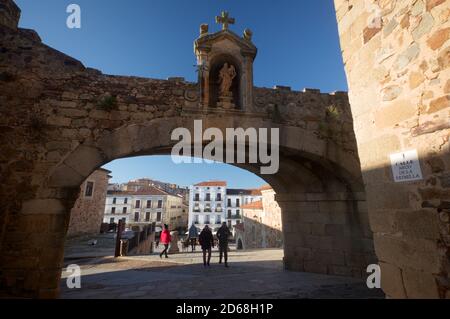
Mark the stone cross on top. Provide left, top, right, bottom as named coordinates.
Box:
left=215, top=11, right=235, bottom=30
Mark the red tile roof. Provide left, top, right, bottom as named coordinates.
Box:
left=241, top=200, right=263, bottom=210
left=259, top=184, right=273, bottom=191
left=194, top=181, right=227, bottom=187
left=107, top=186, right=170, bottom=196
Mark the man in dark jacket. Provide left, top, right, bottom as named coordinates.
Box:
left=188, top=223, right=199, bottom=252
left=199, top=225, right=214, bottom=267
left=216, top=222, right=231, bottom=267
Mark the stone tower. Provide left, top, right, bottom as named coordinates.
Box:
left=194, top=11, right=257, bottom=111
left=0, top=0, right=20, bottom=30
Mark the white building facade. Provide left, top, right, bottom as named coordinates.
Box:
left=226, top=189, right=262, bottom=230
left=104, top=186, right=185, bottom=229
left=188, top=181, right=262, bottom=233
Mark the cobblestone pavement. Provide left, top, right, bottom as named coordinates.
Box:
left=60, top=247, right=384, bottom=299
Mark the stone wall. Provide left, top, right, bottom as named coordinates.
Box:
left=334, top=0, right=449, bottom=298
left=0, top=0, right=19, bottom=30
left=279, top=191, right=376, bottom=278
left=67, top=169, right=110, bottom=238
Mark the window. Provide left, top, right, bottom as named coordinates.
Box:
left=156, top=212, right=162, bottom=222
left=111, top=207, right=116, bottom=214
left=205, top=215, right=210, bottom=224
left=157, top=200, right=162, bottom=208
left=217, top=215, right=221, bottom=224
left=227, top=210, right=232, bottom=219
left=134, top=212, right=139, bottom=222
left=146, top=200, right=151, bottom=208
left=145, top=212, right=150, bottom=222
left=121, top=217, right=126, bottom=223
left=135, top=200, right=141, bottom=208
left=109, top=218, right=115, bottom=224
left=205, top=193, right=211, bottom=201
left=228, top=221, right=232, bottom=228
left=236, top=209, right=240, bottom=217
left=112, top=197, right=116, bottom=204
left=236, top=199, right=240, bottom=207
left=236, top=220, right=240, bottom=224
left=85, top=181, right=94, bottom=197
left=124, top=198, right=128, bottom=204
left=216, top=193, right=222, bottom=201
left=227, top=198, right=231, bottom=206
left=122, top=207, right=127, bottom=214
left=194, top=193, right=200, bottom=201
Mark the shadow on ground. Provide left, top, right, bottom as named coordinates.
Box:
left=60, top=256, right=385, bottom=299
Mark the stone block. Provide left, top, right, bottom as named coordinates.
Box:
left=21, top=199, right=65, bottom=215
left=304, top=261, right=328, bottom=274
left=374, top=234, right=442, bottom=273
left=403, top=268, right=440, bottom=298
left=63, top=145, right=105, bottom=178
left=324, top=224, right=345, bottom=236
left=48, top=163, right=85, bottom=188
left=374, top=99, right=417, bottom=128
left=427, top=27, right=450, bottom=50
left=428, top=95, right=449, bottom=113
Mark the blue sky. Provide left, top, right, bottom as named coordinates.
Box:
left=16, top=0, right=347, bottom=188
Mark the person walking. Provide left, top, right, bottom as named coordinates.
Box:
left=198, top=225, right=214, bottom=267
left=216, top=222, right=231, bottom=267
left=159, top=224, right=171, bottom=259
left=188, top=223, right=199, bottom=252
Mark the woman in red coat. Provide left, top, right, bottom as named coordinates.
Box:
left=159, top=224, right=171, bottom=258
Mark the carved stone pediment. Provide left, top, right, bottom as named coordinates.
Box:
left=194, top=12, right=257, bottom=112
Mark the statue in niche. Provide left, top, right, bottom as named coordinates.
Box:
left=219, top=63, right=236, bottom=95
left=217, top=63, right=237, bottom=109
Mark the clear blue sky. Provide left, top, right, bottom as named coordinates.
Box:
left=16, top=0, right=347, bottom=188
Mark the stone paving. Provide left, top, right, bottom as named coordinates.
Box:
left=64, top=232, right=116, bottom=259
left=60, top=246, right=384, bottom=299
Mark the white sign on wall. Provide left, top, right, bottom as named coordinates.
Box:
left=389, top=149, right=423, bottom=182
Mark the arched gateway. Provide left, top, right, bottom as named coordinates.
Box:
left=7, top=1, right=436, bottom=298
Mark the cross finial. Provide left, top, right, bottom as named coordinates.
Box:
left=215, top=11, right=235, bottom=31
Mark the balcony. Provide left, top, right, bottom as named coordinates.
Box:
left=204, top=209, right=212, bottom=213
left=193, top=207, right=200, bottom=212
left=229, top=215, right=241, bottom=219
left=215, top=208, right=223, bottom=213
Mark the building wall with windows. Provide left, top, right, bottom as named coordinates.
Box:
left=188, top=181, right=227, bottom=232
left=103, top=186, right=184, bottom=229
left=226, top=189, right=262, bottom=231
left=165, top=195, right=187, bottom=231
left=67, top=169, right=111, bottom=237
left=188, top=181, right=263, bottom=234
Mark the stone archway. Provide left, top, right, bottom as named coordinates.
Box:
left=2, top=109, right=372, bottom=298
left=0, top=1, right=373, bottom=297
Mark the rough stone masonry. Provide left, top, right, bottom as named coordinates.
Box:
left=334, top=0, right=449, bottom=298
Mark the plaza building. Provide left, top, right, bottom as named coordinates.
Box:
left=188, top=181, right=263, bottom=234
left=67, top=168, right=112, bottom=237
left=103, top=186, right=185, bottom=230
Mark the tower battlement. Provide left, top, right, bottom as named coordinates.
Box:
left=0, top=0, right=20, bottom=30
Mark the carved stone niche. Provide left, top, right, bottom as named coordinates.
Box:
left=194, top=27, right=257, bottom=111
